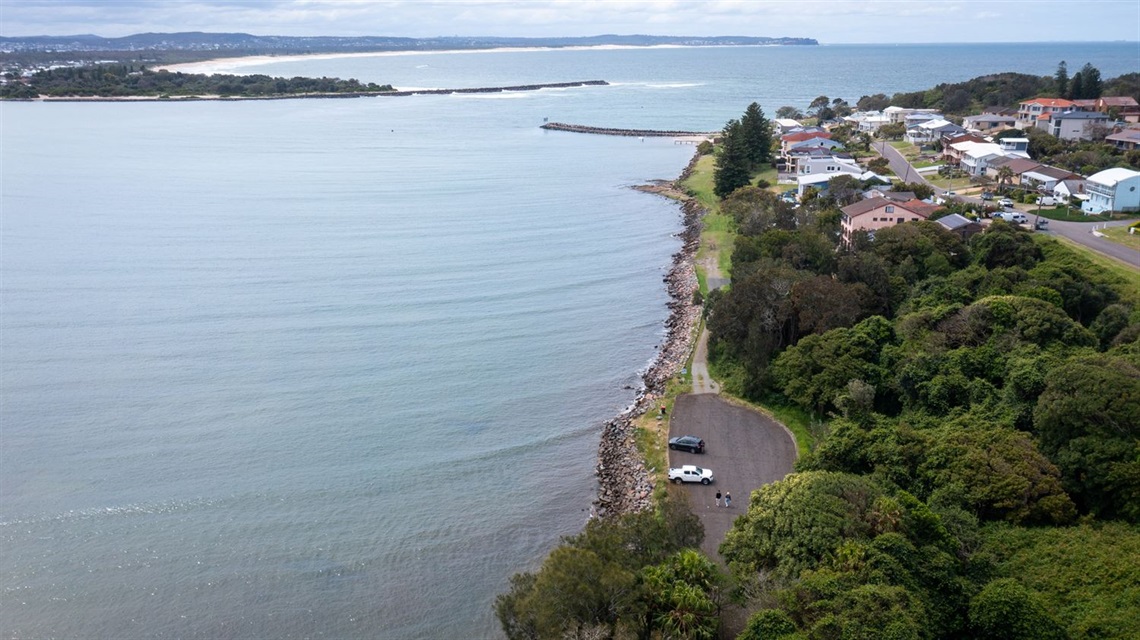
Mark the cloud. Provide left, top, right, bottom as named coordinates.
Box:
left=1, top=0, right=1137, bottom=42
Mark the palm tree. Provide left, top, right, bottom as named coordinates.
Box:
left=996, top=166, right=1015, bottom=194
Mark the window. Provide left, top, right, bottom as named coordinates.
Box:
left=885, top=205, right=895, bottom=213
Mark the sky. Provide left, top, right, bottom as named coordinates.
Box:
left=2, top=0, right=1139, bottom=44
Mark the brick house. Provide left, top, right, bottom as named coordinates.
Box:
left=840, top=197, right=938, bottom=246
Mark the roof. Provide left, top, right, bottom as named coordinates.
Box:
left=841, top=196, right=933, bottom=219
left=1099, top=96, right=1140, bottom=107
left=774, top=118, right=803, bottom=127
left=883, top=191, right=916, bottom=202
left=1051, top=110, right=1109, bottom=120
left=1021, top=98, right=1075, bottom=108
left=782, top=131, right=832, bottom=143
left=964, top=113, right=1017, bottom=122
left=1107, top=129, right=1140, bottom=143
left=987, top=157, right=1043, bottom=174
left=1086, top=168, right=1140, bottom=187
left=937, top=213, right=977, bottom=231
left=1024, top=166, right=1079, bottom=181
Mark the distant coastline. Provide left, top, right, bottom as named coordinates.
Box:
left=154, top=43, right=796, bottom=75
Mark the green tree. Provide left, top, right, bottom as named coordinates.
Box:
left=737, top=609, right=798, bottom=640
left=968, top=579, right=1068, bottom=640
left=715, top=119, right=753, bottom=198
left=775, top=105, right=804, bottom=120
left=1033, top=355, right=1140, bottom=521
left=741, top=102, right=774, bottom=169
left=638, top=550, right=725, bottom=640
left=1077, top=62, right=1103, bottom=99
left=1054, top=61, right=1069, bottom=97
left=720, top=471, right=886, bottom=580
left=857, top=93, right=891, bottom=112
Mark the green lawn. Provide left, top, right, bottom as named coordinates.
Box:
left=1101, top=225, right=1140, bottom=251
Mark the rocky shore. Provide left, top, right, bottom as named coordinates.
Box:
left=594, top=150, right=706, bottom=517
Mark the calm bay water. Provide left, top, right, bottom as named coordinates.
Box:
left=2, top=42, right=1135, bottom=638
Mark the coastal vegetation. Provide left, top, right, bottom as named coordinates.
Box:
left=500, top=80, right=1139, bottom=636
left=0, top=64, right=394, bottom=99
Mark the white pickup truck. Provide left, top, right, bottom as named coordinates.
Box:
left=669, top=465, right=714, bottom=485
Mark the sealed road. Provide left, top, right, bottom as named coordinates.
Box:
left=668, top=393, right=797, bottom=561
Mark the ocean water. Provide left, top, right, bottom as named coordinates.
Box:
left=2, top=42, right=1136, bottom=639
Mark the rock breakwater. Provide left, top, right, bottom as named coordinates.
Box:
left=595, top=151, right=706, bottom=517
left=542, top=122, right=717, bottom=138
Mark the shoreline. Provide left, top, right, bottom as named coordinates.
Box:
left=153, top=44, right=766, bottom=75
left=594, top=150, right=705, bottom=517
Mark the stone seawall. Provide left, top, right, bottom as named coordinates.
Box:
left=542, top=122, right=716, bottom=138
left=594, top=150, right=706, bottom=517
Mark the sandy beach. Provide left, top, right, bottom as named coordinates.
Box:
left=155, top=44, right=695, bottom=75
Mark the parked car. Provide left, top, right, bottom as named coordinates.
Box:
left=981, top=191, right=994, bottom=201
left=669, top=465, right=714, bottom=485
left=669, top=435, right=706, bottom=453
left=998, top=197, right=1014, bottom=208
left=997, top=211, right=1028, bottom=224
left=1036, top=196, right=1056, bottom=206
left=1035, top=218, right=1050, bottom=230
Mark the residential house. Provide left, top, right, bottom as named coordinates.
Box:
left=784, top=146, right=848, bottom=173
left=796, top=155, right=861, bottom=176
left=984, top=156, right=1043, bottom=183
left=844, top=111, right=891, bottom=132
left=936, top=213, right=983, bottom=240
left=780, top=130, right=833, bottom=156
left=1083, top=168, right=1140, bottom=213
left=998, top=138, right=1030, bottom=154
left=941, top=133, right=989, bottom=164
left=883, top=106, right=940, bottom=124
left=1021, top=166, right=1081, bottom=193
left=963, top=113, right=1019, bottom=132
left=1074, top=97, right=1140, bottom=123
left=774, top=118, right=804, bottom=133
left=1106, top=127, right=1140, bottom=151
left=905, top=119, right=966, bottom=145
left=903, top=112, right=945, bottom=128
left=840, top=196, right=938, bottom=246
left=1017, top=98, right=1075, bottom=129
left=954, top=141, right=1007, bottom=175
left=1053, top=179, right=1086, bottom=201
left=1037, top=110, right=1110, bottom=141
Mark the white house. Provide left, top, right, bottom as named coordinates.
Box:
left=883, top=106, right=940, bottom=124
left=1053, top=179, right=1086, bottom=201
left=774, top=118, right=804, bottom=133
left=998, top=138, right=1030, bottom=154
left=1021, top=166, right=1080, bottom=192
left=954, top=141, right=1007, bottom=175
left=1082, top=168, right=1140, bottom=214
left=796, top=156, right=862, bottom=176
left=905, top=119, right=965, bottom=144
left=844, top=111, right=891, bottom=132
left=1017, top=98, right=1075, bottom=129
left=1038, top=111, right=1110, bottom=141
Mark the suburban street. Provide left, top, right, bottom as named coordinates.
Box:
left=874, top=141, right=1139, bottom=268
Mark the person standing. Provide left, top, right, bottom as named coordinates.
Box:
left=715, top=491, right=722, bottom=507
left=725, top=492, right=732, bottom=508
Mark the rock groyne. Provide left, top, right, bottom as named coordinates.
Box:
left=595, top=150, right=706, bottom=517
left=542, top=122, right=716, bottom=138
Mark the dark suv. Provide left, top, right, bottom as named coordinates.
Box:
left=668, top=435, right=706, bottom=454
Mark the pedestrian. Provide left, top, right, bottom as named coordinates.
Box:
left=725, top=492, right=732, bottom=508
left=715, top=491, right=722, bottom=507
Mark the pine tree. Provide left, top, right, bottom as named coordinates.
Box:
left=714, top=119, right=752, bottom=199
left=1079, top=63, right=1103, bottom=99
left=1055, top=61, right=1068, bottom=97
left=740, top=102, right=773, bottom=170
